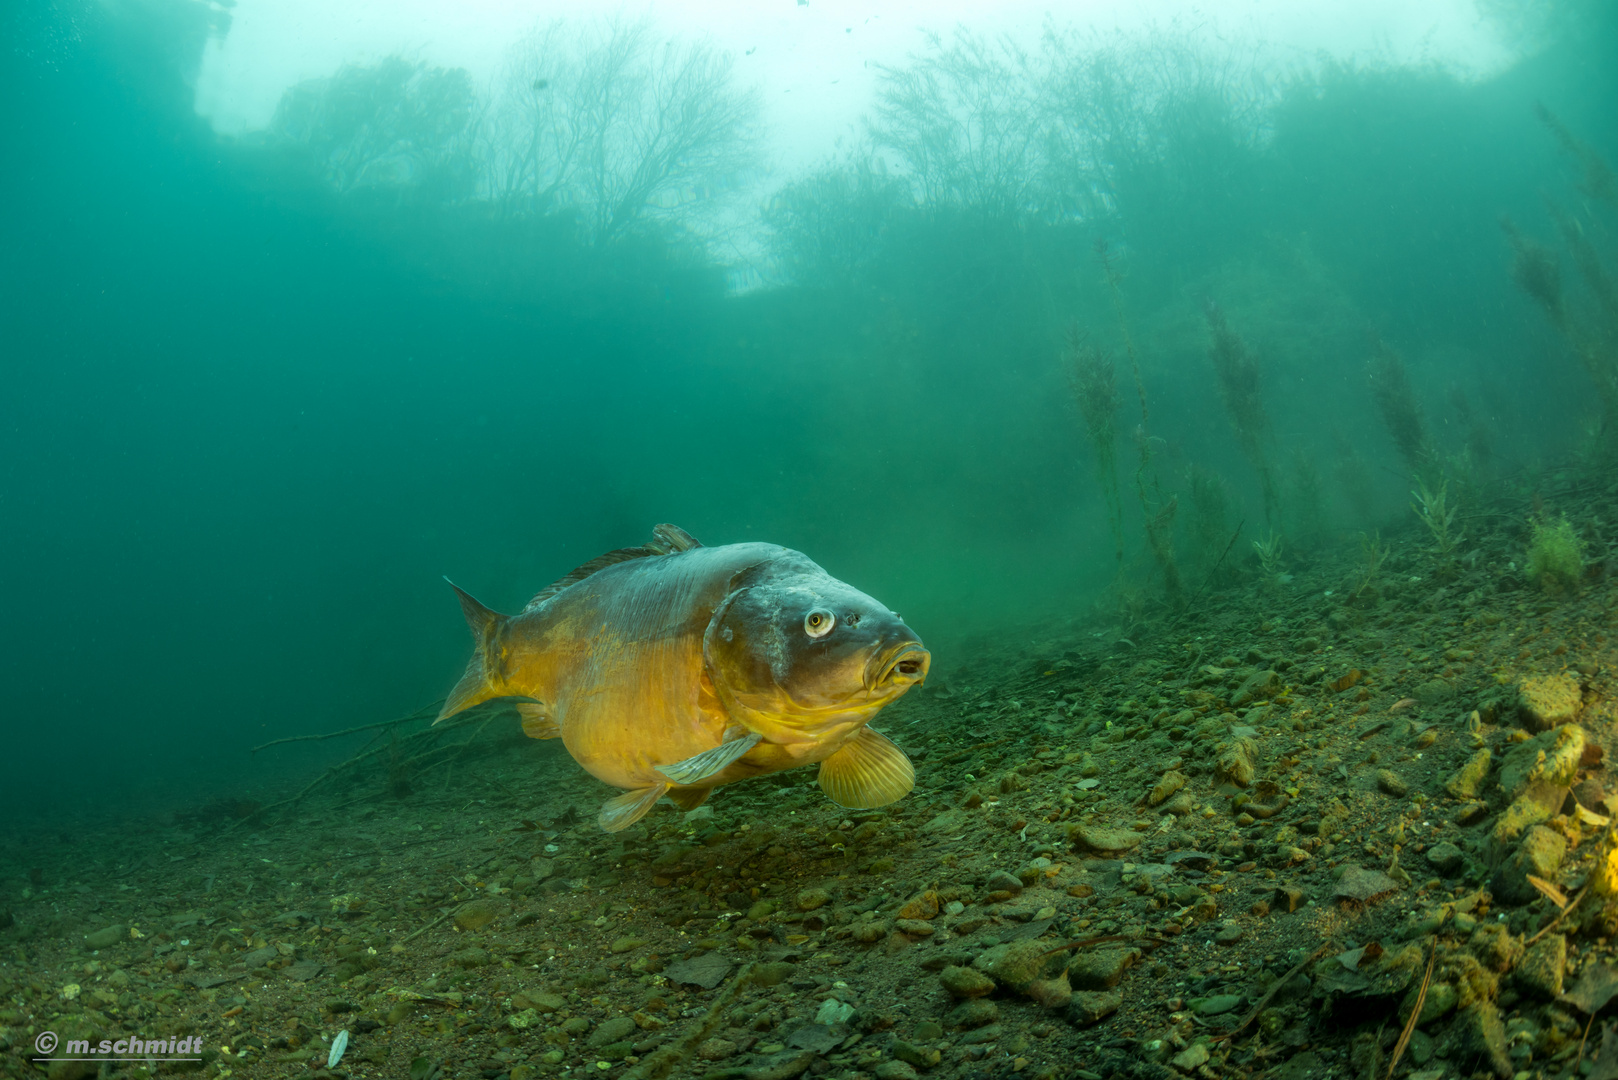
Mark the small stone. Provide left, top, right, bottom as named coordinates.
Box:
left=529, top=993, right=566, bottom=1013
left=914, top=1021, right=943, bottom=1041
left=746, top=900, right=777, bottom=920
left=874, top=1062, right=919, bottom=1080
left=1214, top=921, right=1244, bottom=945
left=1171, top=1043, right=1210, bottom=1070
left=1444, top=749, right=1491, bottom=799
left=1490, top=825, right=1568, bottom=905
left=1515, top=934, right=1566, bottom=999
left=695, top=1037, right=737, bottom=1061
left=1066, top=948, right=1137, bottom=991
left=1215, top=738, right=1257, bottom=788
left=1518, top=673, right=1582, bottom=731
left=453, top=900, right=500, bottom=932
left=977, top=939, right=1052, bottom=992
left=894, top=918, right=935, bottom=937
left=1425, top=841, right=1465, bottom=876
left=1066, top=989, right=1122, bottom=1025
left=1069, top=826, right=1144, bottom=854
left=1148, top=770, right=1188, bottom=807
left=1456, top=1000, right=1512, bottom=1079
left=1414, top=679, right=1455, bottom=708
left=448, top=946, right=489, bottom=968
left=897, top=891, right=939, bottom=920
left=1574, top=777, right=1607, bottom=810
left=1192, top=994, right=1242, bottom=1016
left=1231, top=670, right=1280, bottom=707
left=83, top=926, right=124, bottom=950
left=815, top=999, right=856, bottom=1026
left=946, top=999, right=999, bottom=1029
left=751, top=962, right=794, bottom=987
left=1376, top=770, right=1408, bottom=797
left=940, top=965, right=996, bottom=998
left=1025, top=973, right=1072, bottom=1010
left=609, top=936, right=647, bottom=954
left=851, top=920, right=890, bottom=944
left=982, top=870, right=1024, bottom=897
left=588, top=1017, right=637, bottom=1047
left=796, top=887, right=831, bottom=911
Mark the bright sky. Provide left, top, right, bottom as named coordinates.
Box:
left=194, top=0, right=1516, bottom=176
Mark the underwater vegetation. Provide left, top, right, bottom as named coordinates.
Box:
left=1204, top=303, right=1277, bottom=527
left=1067, top=326, right=1124, bottom=571
left=1367, top=339, right=1433, bottom=480
left=1412, top=477, right=1463, bottom=559
left=1526, top=513, right=1585, bottom=591
left=1504, top=107, right=1618, bottom=432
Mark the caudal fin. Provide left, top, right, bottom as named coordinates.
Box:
left=436, top=579, right=510, bottom=723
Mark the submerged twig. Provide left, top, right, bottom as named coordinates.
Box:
left=1213, top=944, right=1331, bottom=1044
left=1386, top=939, right=1437, bottom=1078
left=403, top=909, right=456, bottom=943
left=249, top=700, right=443, bottom=754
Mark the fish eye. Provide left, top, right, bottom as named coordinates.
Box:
left=804, top=610, right=836, bottom=638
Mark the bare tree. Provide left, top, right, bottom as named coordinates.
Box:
left=271, top=56, right=477, bottom=200
left=868, top=29, right=1047, bottom=218
left=486, top=16, right=759, bottom=245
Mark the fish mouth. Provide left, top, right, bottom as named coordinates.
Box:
left=866, top=642, right=931, bottom=691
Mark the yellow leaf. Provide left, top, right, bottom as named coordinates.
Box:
left=1527, top=874, right=1569, bottom=909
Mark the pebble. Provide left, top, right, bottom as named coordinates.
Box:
left=1066, top=990, right=1121, bottom=1025
left=982, top=870, right=1024, bottom=897
left=1517, top=673, right=1582, bottom=731
left=947, top=999, right=999, bottom=1029
left=1376, top=770, right=1408, bottom=797
left=1214, top=921, right=1245, bottom=945
left=83, top=926, right=124, bottom=950
left=796, top=887, right=831, bottom=911
left=1192, top=994, right=1242, bottom=1016
left=1171, top=1043, right=1210, bottom=1070
left=940, top=965, right=996, bottom=998
left=874, top=1062, right=920, bottom=1080
left=1066, top=948, right=1137, bottom=991
left=588, top=1017, right=637, bottom=1047
left=453, top=900, right=500, bottom=932
left=1515, top=934, right=1566, bottom=999
left=894, top=918, right=935, bottom=937
left=1425, top=841, right=1465, bottom=876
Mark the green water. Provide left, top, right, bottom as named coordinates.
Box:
left=1, top=0, right=1614, bottom=823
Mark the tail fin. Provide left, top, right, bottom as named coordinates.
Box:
left=436, top=579, right=510, bottom=723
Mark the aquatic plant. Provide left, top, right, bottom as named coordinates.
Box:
left=1067, top=326, right=1124, bottom=571
left=1286, top=451, right=1327, bottom=552
left=1186, top=464, right=1232, bottom=577
left=1205, top=302, right=1277, bottom=526
left=1411, top=478, right=1462, bottom=558
left=1501, top=108, right=1618, bottom=432
left=1252, top=530, right=1287, bottom=588
left=1100, top=237, right=1183, bottom=607
left=1349, top=531, right=1390, bottom=603
left=1526, top=515, right=1584, bottom=592
left=1367, top=340, right=1431, bottom=479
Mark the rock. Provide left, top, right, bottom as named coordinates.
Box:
left=1171, top=1043, right=1210, bottom=1070
left=1069, top=826, right=1144, bottom=854
left=1147, top=770, right=1188, bottom=807
left=1574, top=777, right=1607, bottom=811
left=981, top=870, right=1024, bottom=898
left=1453, top=800, right=1490, bottom=826
left=1334, top=866, right=1400, bottom=905
left=453, top=900, right=500, bottom=932
left=1413, top=679, right=1455, bottom=708
left=1470, top=924, right=1523, bottom=973
left=695, top=1037, right=737, bottom=1061
left=874, top=1062, right=920, bottom=1080
left=977, top=939, right=1053, bottom=992
left=529, top=993, right=566, bottom=1013
left=1515, top=934, right=1566, bottom=999
left=610, top=936, right=647, bottom=954
left=83, top=926, right=124, bottom=950
left=1405, top=980, right=1457, bottom=1025
left=1425, top=841, right=1465, bottom=876
left=747, top=899, right=777, bottom=920
left=448, top=947, right=489, bottom=968
left=851, top=920, right=890, bottom=944
left=946, top=999, right=999, bottom=1029
left=1214, top=921, right=1245, bottom=945
left=922, top=809, right=968, bottom=834
left=1518, top=673, right=1582, bottom=731
left=815, top=999, right=856, bottom=1025
left=1215, top=738, right=1257, bottom=788
left=796, top=887, right=831, bottom=911
left=1456, top=1000, right=1513, bottom=1079
left=1490, top=825, right=1568, bottom=905
left=243, top=946, right=277, bottom=969
left=751, top=962, right=794, bottom=988
left=894, top=918, right=935, bottom=937
left=890, top=1041, right=939, bottom=1069
left=665, top=952, right=733, bottom=989
left=1026, top=973, right=1072, bottom=1010
left=1066, top=948, right=1138, bottom=990
left=589, top=1017, right=638, bottom=1047
left=1066, top=989, right=1122, bottom=1025
left=1191, top=994, right=1242, bottom=1016
left=940, top=966, right=995, bottom=998
left=1376, top=770, right=1408, bottom=797
left=897, top=891, right=939, bottom=920
left=1231, top=670, right=1280, bottom=707
left=1444, top=749, right=1492, bottom=799
left=1499, top=724, right=1586, bottom=798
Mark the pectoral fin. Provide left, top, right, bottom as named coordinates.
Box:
left=666, top=787, right=712, bottom=812
left=599, top=783, right=669, bottom=832
left=655, top=731, right=763, bottom=785
left=515, top=703, right=559, bottom=740
left=817, top=727, right=914, bottom=809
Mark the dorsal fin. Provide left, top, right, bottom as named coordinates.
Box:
left=523, top=524, right=702, bottom=612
